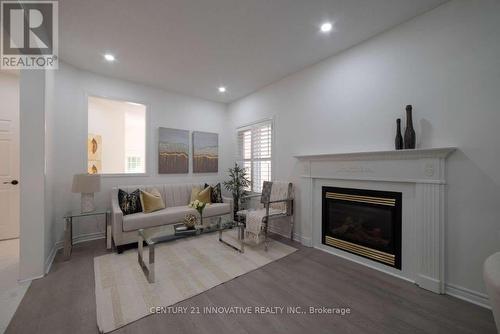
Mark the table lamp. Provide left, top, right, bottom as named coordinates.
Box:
left=72, top=173, right=101, bottom=213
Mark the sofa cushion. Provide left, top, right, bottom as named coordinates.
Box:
left=204, top=203, right=231, bottom=217
left=122, top=202, right=232, bottom=232
left=165, top=183, right=197, bottom=207
left=123, top=206, right=196, bottom=231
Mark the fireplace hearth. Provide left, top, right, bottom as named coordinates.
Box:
left=322, top=186, right=402, bottom=269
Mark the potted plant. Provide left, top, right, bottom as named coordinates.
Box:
left=223, top=163, right=251, bottom=219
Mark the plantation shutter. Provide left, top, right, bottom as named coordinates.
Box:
left=237, top=120, right=272, bottom=193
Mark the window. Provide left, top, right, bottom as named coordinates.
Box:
left=126, top=156, right=142, bottom=173
left=88, top=96, right=146, bottom=174
left=237, top=120, right=272, bottom=193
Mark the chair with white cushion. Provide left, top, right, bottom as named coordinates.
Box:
left=236, top=181, right=294, bottom=250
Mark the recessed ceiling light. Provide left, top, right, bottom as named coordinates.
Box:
left=320, top=22, right=333, bottom=33
left=218, top=86, right=226, bottom=93
left=104, top=53, right=116, bottom=62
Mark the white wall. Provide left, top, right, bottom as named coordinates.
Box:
left=44, top=69, right=57, bottom=273
left=51, top=62, right=229, bottom=244
left=226, top=0, right=500, bottom=301
left=19, top=70, right=46, bottom=280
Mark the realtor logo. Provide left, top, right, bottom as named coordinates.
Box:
left=1, top=0, right=58, bottom=69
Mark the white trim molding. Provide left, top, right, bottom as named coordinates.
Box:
left=296, top=147, right=456, bottom=295
left=43, top=231, right=106, bottom=277
left=44, top=243, right=58, bottom=275
left=267, top=226, right=312, bottom=247
left=294, top=147, right=456, bottom=162
left=445, top=283, right=490, bottom=309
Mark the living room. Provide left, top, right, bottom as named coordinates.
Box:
left=1, top=0, right=500, bottom=333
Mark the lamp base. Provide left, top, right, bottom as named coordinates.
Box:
left=81, top=193, right=95, bottom=213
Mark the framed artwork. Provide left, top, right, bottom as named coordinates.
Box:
left=87, top=160, right=102, bottom=175
left=158, top=127, right=189, bottom=174
left=88, top=134, right=102, bottom=174
left=192, top=131, right=218, bottom=173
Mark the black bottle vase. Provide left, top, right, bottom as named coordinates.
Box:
left=403, top=105, right=416, bottom=149
left=395, top=118, right=403, bottom=150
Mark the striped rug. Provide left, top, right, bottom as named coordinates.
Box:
left=94, top=229, right=296, bottom=333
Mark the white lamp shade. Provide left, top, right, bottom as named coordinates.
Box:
left=72, top=174, right=101, bottom=193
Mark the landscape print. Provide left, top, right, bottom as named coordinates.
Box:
left=158, top=127, right=189, bottom=173
left=193, top=131, right=218, bottom=173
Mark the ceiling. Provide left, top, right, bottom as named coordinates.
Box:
left=58, top=0, right=448, bottom=103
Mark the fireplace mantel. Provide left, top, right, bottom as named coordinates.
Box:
left=294, top=147, right=456, bottom=161
left=296, top=147, right=456, bottom=185
left=295, top=147, right=456, bottom=294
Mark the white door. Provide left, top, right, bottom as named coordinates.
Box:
left=0, top=73, right=20, bottom=240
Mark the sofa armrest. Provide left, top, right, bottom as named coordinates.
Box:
left=111, top=192, right=124, bottom=244
left=222, top=196, right=233, bottom=215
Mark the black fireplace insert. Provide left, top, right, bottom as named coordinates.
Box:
left=322, top=186, right=402, bottom=269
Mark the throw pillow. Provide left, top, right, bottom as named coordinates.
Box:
left=198, top=186, right=211, bottom=203
left=118, top=189, right=142, bottom=215
left=190, top=186, right=211, bottom=203
left=190, top=186, right=202, bottom=202
left=204, top=183, right=223, bottom=203
left=140, top=188, right=165, bottom=213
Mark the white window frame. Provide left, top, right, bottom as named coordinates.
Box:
left=237, top=118, right=274, bottom=194
left=85, top=93, right=150, bottom=178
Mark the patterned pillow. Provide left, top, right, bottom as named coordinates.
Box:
left=118, top=189, right=142, bottom=215
left=204, top=183, right=223, bottom=203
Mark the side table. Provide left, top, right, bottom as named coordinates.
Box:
left=63, top=210, right=111, bottom=260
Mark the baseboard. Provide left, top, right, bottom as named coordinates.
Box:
left=298, top=234, right=313, bottom=247
left=42, top=229, right=492, bottom=310
left=31, top=232, right=107, bottom=279
left=312, top=238, right=491, bottom=309
left=267, top=227, right=312, bottom=246
left=18, top=274, right=43, bottom=284
left=44, top=243, right=58, bottom=274
left=445, top=283, right=490, bottom=309
left=416, top=274, right=442, bottom=294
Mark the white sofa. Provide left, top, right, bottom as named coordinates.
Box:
left=111, top=183, right=233, bottom=251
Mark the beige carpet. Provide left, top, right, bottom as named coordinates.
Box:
left=94, top=229, right=297, bottom=333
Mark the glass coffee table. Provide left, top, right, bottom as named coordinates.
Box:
left=137, top=216, right=244, bottom=283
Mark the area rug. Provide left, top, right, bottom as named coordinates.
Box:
left=94, top=229, right=297, bottom=333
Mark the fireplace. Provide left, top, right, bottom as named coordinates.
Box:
left=322, top=186, right=402, bottom=269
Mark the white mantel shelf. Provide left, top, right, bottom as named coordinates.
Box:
left=294, top=147, right=456, bottom=161
left=295, top=146, right=457, bottom=295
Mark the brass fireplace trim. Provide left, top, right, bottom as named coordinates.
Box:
left=325, top=236, right=395, bottom=266
left=325, top=192, right=396, bottom=207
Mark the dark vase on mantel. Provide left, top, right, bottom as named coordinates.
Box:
left=395, top=118, right=403, bottom=150
left=404, top=105, right=416, bottom=149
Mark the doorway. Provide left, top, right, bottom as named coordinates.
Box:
left=0, top=71, right=20, bottom=241
left=0, top=71, right=24, bottom=332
